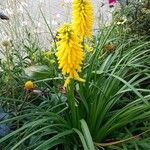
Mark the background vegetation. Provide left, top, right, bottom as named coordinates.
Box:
left=0, top=0, right=150, bottom=149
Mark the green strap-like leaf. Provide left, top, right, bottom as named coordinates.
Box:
left=10, top=124, right=62, bottom=150
left=80, top=119, right=95, bottom=150
left=35, top=130, right=74, bottom=150
left=0, top=119, right=48, bottom=144
left=73, top=128, right=89, bottom=150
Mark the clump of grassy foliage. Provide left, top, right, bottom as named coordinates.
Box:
left=118, top=0, right=150, bottom=35
left=0, top=1, right=150, bottom=150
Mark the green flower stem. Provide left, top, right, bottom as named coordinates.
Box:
left=67, top=80, right=77, bottom=128
left=5, top=46, right=18, bottom=126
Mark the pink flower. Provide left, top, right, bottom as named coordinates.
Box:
left=108, top=0, right=117, bottom=6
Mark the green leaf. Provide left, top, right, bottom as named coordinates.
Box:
left=80, top=119, right=95, bottom=150
left=108, top=73, right=150, bottom=107
left=10, top=125, right=58, bottom=150
left=24, top=65, right=50, bottom=80
left=0, top=119, right=48, bottom=144
left=73, top=128, right=89, bottom=150
left=35, top=130, right=74, bottom=150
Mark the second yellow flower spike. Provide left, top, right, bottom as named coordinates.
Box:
left=72, top=0, right=93, bottom=38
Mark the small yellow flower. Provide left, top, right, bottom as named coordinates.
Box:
left=72, top=0, right=94, bottom=38
left=43, top=51, right=54, bottom=57
left=24, top=81, right=34, bottom=90
left=116, top=16, right=127, bottom=25
left=49, top=59, right=55, bottom=64
left=56, top=24, right=85, bottom=87
left=84, top=43, right=93, bottom=52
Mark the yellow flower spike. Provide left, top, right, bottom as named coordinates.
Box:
left=24, top=81, right=34, bottom=90
left=72, top=0, right=94, bottom=38
left=56, top=24, right=85, bottom=86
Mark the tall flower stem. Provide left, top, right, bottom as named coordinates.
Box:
left=67, top=80, right=78, bottom=128
left=5, top=46, right=18, bottom=125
